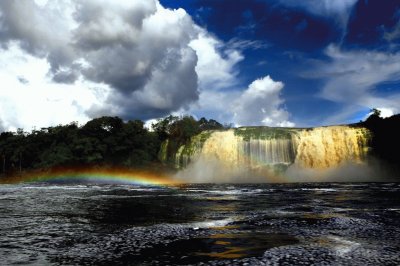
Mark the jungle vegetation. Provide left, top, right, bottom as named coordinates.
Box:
left=0, top=116, right=223, bottom=177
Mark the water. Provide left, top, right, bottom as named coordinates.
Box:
left=1, top=182, right=400, bottom=265
left=173, top=126, right=369, bottom=170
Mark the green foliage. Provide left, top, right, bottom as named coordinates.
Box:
left=0, top=116, right=161, bottom=176
left=0, top=115, right=224, bottom=176
left=234, top=127, right=295, bottom=141
left=198, top=117, right=224, bottom=130
left=152, top=116, right=222, bottom=142
left=154, top=116, right=221, bottom=165
left=169, top=116, right=201, bottom=142
left=151, top=115, right=179, bottom=141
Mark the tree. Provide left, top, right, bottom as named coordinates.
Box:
left=371, top=108, right=381, bottom=117
left=169, top=116, right=200, bottom=142
left=198, top=117, right=223, bottom=130
left=0, top=115, right=225, bottom=178
left=151, top=115, right=179, bottom=141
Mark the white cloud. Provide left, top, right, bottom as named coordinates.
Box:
left=278, top=0, right=357, bottom=27
left=0, top=43, right=108, bottom=131
left=84, top=2, right=199, bottom=119
left=185, top=29, right=293, bottom=127
left=364, top=107, right=394, bottom=120
left=384, top=20, right=400, bottom=42
left=313, top=45, right=400, bottom=124
left=0, top=1, right=201, bottom=118
left=0, top=0, right=293, bottom=130
left=0, top=0, right=202, bottom=128
left=189, top=29, right=243, bottom=90
left=233, top=76, right=294, bottom=127
left=174, top=75, right=295, bottom=127
left=226, top=38, right=270, bottom=51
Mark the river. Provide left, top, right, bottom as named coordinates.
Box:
left=1, top=182, right=399, bottom=265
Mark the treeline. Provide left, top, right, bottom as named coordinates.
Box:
left=3, top=111, right=398, bottom=177
left=361, top=111, right=400, bottom=172
left=0, top=116, right=223, bottom=176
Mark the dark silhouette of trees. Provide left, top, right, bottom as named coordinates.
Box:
left=152, top=115, right=179, bottom=141
left=362, top=111, right=400, bottom=173
left=198, top=117, right=224, bottom=131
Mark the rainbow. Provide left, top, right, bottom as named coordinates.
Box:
left=0, top=168, right=182, bottom=187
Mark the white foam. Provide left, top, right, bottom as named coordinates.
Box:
left=301, top=188, right=337, bottom=192
left=209, top=190, right=244, bottom=195
left=189, top=217, right=236, bottom=230
left=327, top=235, right=361, bottom=256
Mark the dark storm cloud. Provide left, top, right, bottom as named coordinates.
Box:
left=52, top=69, right=79, bottom=84
left=0, top=1, right=76, bottom=77
left=0, top=0, right=201, bottom=120
left=0, top=1, right=47, bottom=55
left=71, top=1, right=155, bottom=51
left=86, top=46, right=198, bottom=120
left=72, top=1, right=200, bottom=119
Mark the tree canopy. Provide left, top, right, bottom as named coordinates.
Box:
left=0, top=115, right=224, bottom=177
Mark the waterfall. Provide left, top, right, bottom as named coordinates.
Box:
left=240, top=139, right=295, bottom=167
left=293, top=126, right=370, bottom=169
left=170, top=126, right=370, bottom=171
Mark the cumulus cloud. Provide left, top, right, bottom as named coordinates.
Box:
left=364, top=107, right=395, bottom=120
left=0, top=43, right=109, bottom=131
left=189, top=29, right=243, bottom=90
left=0, top=0, right=77, bottom=74
left=0, top=0, right=201, bottom=124
left=308, top=45, right=400, bottom=124
left=83, top=2, right=200, bottom=119
left=233, top=76, right=294, bottom=127
left=181, top=74, right=294, bottom=127
left=183, top=30, right=294, bottom=127
left=0, top=0, right=292, bottom=130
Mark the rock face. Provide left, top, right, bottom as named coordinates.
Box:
left=292, top=126, right=369, bottom=169
left=161, top=125, right=371, bottom=172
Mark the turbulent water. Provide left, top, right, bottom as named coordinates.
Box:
left=172, top=126, right=370, bottom=171
left=1, top=182, right=399, bottom=265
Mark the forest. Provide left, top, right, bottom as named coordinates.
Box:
left=0, top=116, right=223, bottom=177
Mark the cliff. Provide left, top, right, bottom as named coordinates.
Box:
left=159, top=125, right=371, bottom=173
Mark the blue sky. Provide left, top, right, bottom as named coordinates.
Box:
left=0, top=0, right=399, bottom=131
left=160, top=0, right=400, bottom=126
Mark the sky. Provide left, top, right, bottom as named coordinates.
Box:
left=0, top=0, right=399, bottom=132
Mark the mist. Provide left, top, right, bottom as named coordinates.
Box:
left=174, top=157, right=282, bottom=183
left=173, top=156, right=396, bottom=183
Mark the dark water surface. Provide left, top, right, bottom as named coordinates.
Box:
left=1, top=182, right=400, bottom=265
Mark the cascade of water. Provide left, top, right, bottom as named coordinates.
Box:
left=238, top=139, right=295, bottom=167
left=199, top=130, right=296, bottom=169
left=293, top=126, right=369, bottom=169
left=171, top=126, right=370, bottom=171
